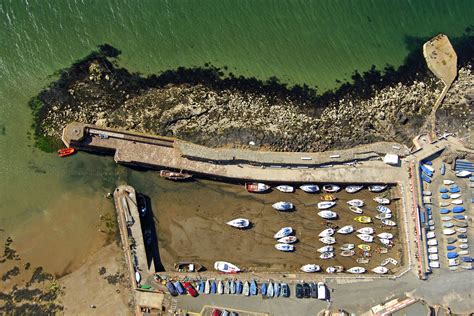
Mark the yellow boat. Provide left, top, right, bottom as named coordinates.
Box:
left=321, top=194, right=336, bottom=201
left=358, top=244, right=371, bottom=251
left=354, top=216, right=372, bottom=223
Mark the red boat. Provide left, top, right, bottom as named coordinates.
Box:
left=245, top=182, right=270, bottom=193
left=159, top=170, right=192, bottom=181
left=58, top=147, right=75, bottom=157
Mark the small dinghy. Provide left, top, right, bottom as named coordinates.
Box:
left=243, top=281, right=250, bottom=296
left=441, top=216, right=452, bottom=221
left=277, top=236, right=298, bottom=244
left=272, top=201, right=294, bottom=211
left=217, top=280, right=224, bottom=294
left=458, top=250, right=469, bottom=256
left=357, top=234, right=374, bottom=243
left=275, top=243, right=294, bottom=252
left=382, top=219, right=396, bottom=226
left=458, top=233, right=468, bottom=239
left=426, top=231, right=435, bottom=239
left=354, top=216, right=372, bottom=223
left=372, top=266, right=388, bottom=274
left=320, top=252, right=334, bottom=259
left=323, top=184, right=340, bottom=192
left=274, top=282, right=280, bottom=297
left=375, top=213, right=392, bottom=220
left=245, top=182, right=270, bottom=193
left=439, top=201, right=450, bottom=207
left=456, top=227, right=467, bottom=233
left=459, top=244, right=469, bottom=250
left=250, top=280, right=258, bottom=295
left=326, top=266, right=344, bottom=273
left=211, top=280, right=217, bottom=294
left=317, top=201, right=336, bottom=209
left=459, top=238, right=468, bottom=243
left=275, top=185, right=294, bottom=193
left=439, top=208, right=450, bottom=214
left=301, top=264, right=321, bottom=273
left=429, top=254, right=439, bottom=260
left=320, top=237, right=336, bottom=244
left=427, top=239, right=438, bottom=246
left=345, top=185, right=364, bottom=193
left=347, top=199, right=364, bottom=207
left=447, top=252, right=458, bottom=259
left=428, top=247, right=438, bottom=253
left=135, top=271, right=141, bottom=284
left=358, top=244, right=371, bottom=251
left=441, top=193, right=450, bottom=199
left=224, top=280, right=230, bottom=294
left=442, top=222, right=454, bottom=228
left=267, top=281, right=274, bottom=298
left=274, top=227, right=293, bottom=239
left=455, top=170, right=471, bottom=177
left=340, top=243, right=355, bottom=250
left=300, top=184, right=319, bottom=193
left=214, top=261, right=241, bottom=273
left=205, top=280, right=211, bottom=294
left=429, top=261, right=440, bottom=268
left=226, top=218, right=250, bottom=228
left=449, top=187, right=460, bottom=193
left=318, top=245, right=334, bottom=253
left=450, top=193, right=461, bottom=199
left=368, top=185, right=387, bottom=192
left=319, top=228, right=335, bottom=237
left=349, top=206, right=363, bottom=214
left=446, top=245, right=456, bottom=251
left=377, top=232, right=393, bottom=239
left=374, top=197, right=390, bottom=205
left=357, top=227, right=374, bottom=235
left=379, top=238, right=392, bottom=246
left=58, top=147, right=76, bottom=157
left=347, top=267, right=366, bottom=274
left=376, top=205, right=392, bottom=213
left=452, top=206, right=465, bottom=213
left=318, top=210, right=338, bottom=219
left=443, top=229, right=456, bottom=235
left=453, top=214, right=465, bottom=220
left=446, top=237, right=457, bottom=244
left=451, top=199, right=463, bottom=205
left=337, top=225, right=354, bottom=234
left=439, top=187, right=449, bottom=193
left=340, top=250, right=355, bottom=257
left=160, top=170, right=192, bottom=181
left=321, top=194, right=337, bottom=201
left=235, top=280, right=243, bottom=294
left=261, top=282, right=267, bottom=296
left=443, top=180, right=454, bottom=185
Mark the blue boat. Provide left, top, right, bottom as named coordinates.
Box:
left=422, top=174, right=431, bottom=183
left=447, top=252, right=458, bottom=259
left=274, top=282, right=280, bottom=297
left=453, top=214, right=465, bottom=220
left=458, top=234, right=467, bottom=239
left=449, top=187, right=460, bottom=193
left=440, top=193, right=450, bottom=199
left=250, top=280, right=258, bottom=296
left=261, top=282, right=267, bottom=296
left=439, top=187, right=448, bottom=193
left=440, top=163, right=446, bottom=175
left=439, top=208, right=450, bottom=214
left=174, top=281, right=186, bottom=295
left=235, top=280, right=242, bottom=294
left=423, top=161, right=433, bottom=165
left=420, top=165, right=433, bottom=177
left=461, top=257, right=473, bottom=263
left=446, top=245, right=456, bottom=251
left=211, top=280, right=217, bottom=294
left=452, top=206, right=465, bottom=213
left=426, top=207, right=432, bottom=215
left=199, top=280, right=205, bottom=293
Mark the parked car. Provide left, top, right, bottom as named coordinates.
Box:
left=281, top=283, right=290, bottom=297
left=303, top=283, right=311, bottom=298
left=183, top=282, right=198, bottom=297
left=295, top=283, right=303, bottom=298
left=165, top=281, right=178, bottom=296
left=212, top=309, right=221, bottom=316
left=173, top=281, right=186, bottom=295
left=310, top=283, right=318, bottom=298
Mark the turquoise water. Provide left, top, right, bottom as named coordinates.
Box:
left=0, top=0, right=472, bottom=273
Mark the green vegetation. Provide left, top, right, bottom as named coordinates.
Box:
left=28, top=97, right=61, bottom=153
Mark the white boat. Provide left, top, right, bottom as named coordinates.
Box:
left=357, top=227, right=374, bottom=235
left=423, top=164, right=434, bottom=172
left=448, top=258, right=459, bottom=266
left=442, top=229, right=456, bottom=235
left=459, top=244, right=469, bottom=250
left=428, top=254, right=439, bottom=260
left=217, top=280, right=224, bottom=294
left=379, top=238, right=391, bottom=246
left=272, top=201, right=294, bottom=211
left=274, top=227, right=293, bottom=239
left=214, top=261, right=241, bottom=273
left=441, top=216, right=452, bottom=221
left=275, top=243, right=294, bottom=252
left=337, top=225, right=354, bottom=234
left=439, top=201, right=450, bottom=207
left=300, top=264, right=321, bottom=273
left=345, top=185, right=364, bottom=193
left=377, top=232, right=393, bottom=239
left=427, top=239, right=438, bottom=246
left=135, top=271, right=141, bottom=283
left=456, top=227, right=467, bottom=233
left=317, top=245, right=334, bottom=253
left=245, top=182, right=271, bottom=193
left=320, top=252, right=334, bottom=259
left=428, top=247, right=438, bottom=253
left=318, top=228, right=335, bottom=237
left=357, top=234, right=373, bottom=242
left=204, top=279, right=211, bottom=294
left=317, top=201, right=336, bottom=209
left=349, top=206, right=363, bottom=214
left=277, top=236, right=298, bottom=244
left=459, top=238, right=468, bottom=243
left=458, top=250, right=469, bottom=256
left=455, top=170, right=471, bottom=178
left=443, top=180, right=455, bottom=185
left=275, top=185, right=294, bottom=193
left=326, top=266, right=337, bottom=273
left=451, top=199, right=463, bottom=205
left=319, top=237, right=336, bottom=244
left=382, top=219, right=396, bottom=226
left=300, top=184, right=319, bottom=193
left=372, top=266, right=388, bottom=274
left=322, top=184, right=340, bottom=192
left=226, top=218, right=250, bottom=228
left=368, top=185, right=387, bottom=192
left=347, top=199, right=364, bottom=207
left=374, top=197, right=390, bottom=205
left=375, top=213, right=392, bottom=220
left=243, top=281, right=250, bottom=296
left=318, top=210, right=338, bottom=219
left=425, top=231, right=435, bottom=239
left=450, top=193, right=461, bottom=199
left=340, top=243, right=354, bottom=250
left=376, top=205, right=392, bottom=213
left=347, top=267, right=366, bottom=274
left=429, top=261, right=440, bottom=268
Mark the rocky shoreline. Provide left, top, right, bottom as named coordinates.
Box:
left=32, top=44, right=472, bottom=152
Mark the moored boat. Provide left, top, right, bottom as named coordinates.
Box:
left=347, top=199, right=364, bottom=207
left=275, top=243, right=294, bottom=252
left=174, top=262, right=203, bottom=272
left=443, top=180, right=454, bottom=185
left=452, top=206, right=465, bottom=213
left=321, top=194, right=337, bottom=201
left=277, top=236, right=298, bottom=244
left=226, top=218, right=250, bottom=228
left=300, top=264, right=321, bottom=273
left=214, top=261, right=241, bottom=273
left=357, top=227, right=374, bottom=235
left=347, top=267, right=366, bottom=274
left=340, top=243, right=354, bottom=250
left=274, top=227, right=293, bottom=239
left=349, top=206, right=363, bottom=214
left=340, top=250, right=355, bottom=257
left=300, top=184, right=319, bottom=193
left=58, top=147, right=76, bottom=157
left=446, top=237, right=457, bottom=244
left=376, top=205, right=392, bottom=214
left=429, top=254, right=439, bottom=260
left=160, top=170, right=192, bottom=181
left=245, top=182, right=270, bottom=193
left=250, top=280, right=257, bottom=296
left=377, top=232, right=393, bottom=239
left=317, top=201, right=336, bottom=209
left=442, top=222, right=454, bottom=228
left=375, top=213, right=392, bottom=220
left=450, top=193, right=461, bottom=199
left=381, top=219, right=396, bottom=226
left=319, top=237, right=336, bottom=244
left=451, top=199, right=463, bottom=205
left=319, top=228, right=335, bottom=237
left=455, top=170, right=471, bottom=177
left=317, top=245, right=334, bottom=253
left=323, top=184, right=340, bottom=192
left=354, top=216, right=372, bottom=223
left=345, top=185, right=364, bottom=193
left=372, top=266, right=388, bottom=274
left=358, top=244, right=371, bottom=251
left=368, top=185, right=387, bottom=192
left=337, top=225, right=354, bottom=234
left=320, top=252, right=334, bottom=259
left=374, top=197, right=390, bottom=205
left=318, top=210, right=338, bottom=219
left=357, top=234, right=373, bottom=243
left=442, top=229, right=456, bottom=235
left=441, top=216, right=452, bottom=221
left=275, top=185, right=294, bottom=193
left=272, top=201, right=294, bottom=211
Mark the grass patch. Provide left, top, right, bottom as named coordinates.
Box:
left=28, top=97, right=62, bottom=153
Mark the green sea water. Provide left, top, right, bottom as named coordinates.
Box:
left=0, top=0, right=472, bottom=273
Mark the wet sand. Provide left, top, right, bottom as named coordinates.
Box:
left=151, top=180, right=403, bottom=274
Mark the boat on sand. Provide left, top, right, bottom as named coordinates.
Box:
left=214, top=261, right=240, bottom=273
left=274, top=227, right=293, bottom=239
left=174, top=262, right=203, bottom=272
left=317, top=201, right=336, bottom=209
left=226, top=218, right=250, bottom=228
left=300, top=184, right=319, bottom=193
left=275, top=185, right=294, bottom=193
left=275, top=243, right=294, bottom=252
left=245, top=182, right=270, bottom=193
left=372, top=266, right=388, bottom=274
left=318, top=210, right=337, bottom=219
left=337, top=225, right=354, bottom=234
left=354, top=216, right=372, bottom=223
left=349, top=206, right=363, bottom=214
left=319, top=237, right=336, bottom=244
left=323, top=184, right=340, bottom=192
left=160, top=170, right=192, bottom=181
left=374, top=197, right=390, bottom=205
left=300, top=264, right=320, bottom=273
left=321, top=194, right=336, bottom=201
left=272, top=201, right=294, bottom=211
left=277, top=236, right=298, bottom=244
left=347, top=267, right=366, bottom=274
left=347, top=199, right=364, bottom=207
left=345, top=185, right=364, bottom=193
left=319, top=228, right=335, bottom=237
left=357, top=227, right=373, bottom=235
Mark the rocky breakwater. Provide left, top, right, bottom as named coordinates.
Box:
left=33, top=47, right=473, bottom=153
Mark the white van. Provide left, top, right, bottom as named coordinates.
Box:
left=317, top=282, right=327, bottom=300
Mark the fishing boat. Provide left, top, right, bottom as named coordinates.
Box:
left=340, top=250, right=355, bottom=257
left=300, top=184, right=319, bottom=193
left=376, top=205, right=392, bottom=214
left=275, top=243, right=294, bottom=252
left=442, top=222, right=454, bottom=228
left=318, top=210, right=337, bottom=219
left=217, top=280, right=224, bottom=294
left=320, top=252, right=334, bottom=259
left=381, top=219, right=396, bottom=226
left=347, top=199, right=364, bottom=207
left=174, top=262, right=203, bottom=272
left=243, top=281, right=250, bottom=296
left=340, top=243, right=354, bottom=250
left=443, top=229, right=456, bottom=235
left=249, top=280, right=257, bottom=295
left=337, top=225, right=354, bottom=234
left=443, top=180, right=454, bottom=185
left=323, top=184, right=340, bottom=192
left=451, top=199, right=463, bottom=205
left=377, top=232, right=393, bottom=239
left=317, top=245, right=334, bottom=253
left=226, top=218, right=250, bottom=229
left=272, top=201, right=294, bottom=211
left=455, top=170, right=471, bottom=177
left=300, top=264, right=321, bottom=273
left=319, top=237, right=336, bottom=244
left=441, top=216, right=452, bottom=221
left=277, top=236, right=298, bottom=244
left=453, top=214, right=465, bottom=220
left=368, top=185, right=387, bottom=192
left=375, top=213, right=392, bottom=220
left=347, top=267, right=366, bottom=274
left=427, top=247, right=438, bottom=253
left=321, top=194, right=337, bottom=201
left=274, top=227, right=293, bottom=239
left=267, top=281, right=274, bottom=298
left=275, top=185, right=294, bottom=193
left=374, top=197, right=390, bottom=205
left=357, top=227, right=374, bottom=235
left=358, top=244, right=371, bottom=251
left=446, top=237, right=457, bottom=244
left=439, top=208, right=450, bottom=214
left=345, top=185, right=364, bottom=193
left=452, top=206, right=465, bottom=213
left=354, top=216, right=372, bottom=223
left=357, top=234, right=373, bottom=243
left=450, top=193, right=462, bottom=199
left=160, top=170, right=192, bottom=181
left=372, top=266, right=388, bottom=274
left=245, top=182, right=270, bottom=193
left=429, top=254, right=439, bottom=260
left=427, top=239, right=438, bottom=246
left=426, top=231, right=435, bottom=239
left=318, top=228, right=335, bottom=237
left=214, top=261, right=241, bottom=273
left=57, top=147, right=76, bottom=157
left=317, top=201, right=336, bottom=209
left=349, top=206, right=363, bottom=214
